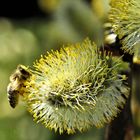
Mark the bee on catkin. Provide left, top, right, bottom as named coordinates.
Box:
left=7, top=65, right=31, bottom=108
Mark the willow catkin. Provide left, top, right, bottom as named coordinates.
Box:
left=109, top=0, right=140, bottom=54
left=11, top=39, right=129, bottom=134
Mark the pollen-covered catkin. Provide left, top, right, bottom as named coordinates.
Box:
left=109, top=0, right=140, bottom=54
left=21, top=39, right=129, bottom=134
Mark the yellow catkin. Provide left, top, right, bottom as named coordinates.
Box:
left=109, top=0, right=140, bottom=54
left=13, top=39, right=129, bottom=134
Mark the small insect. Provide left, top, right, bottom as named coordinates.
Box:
left=7, top=65, right=31, bottom=108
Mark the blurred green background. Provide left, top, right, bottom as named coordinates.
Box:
left=0, top=0, right=139, bottom=140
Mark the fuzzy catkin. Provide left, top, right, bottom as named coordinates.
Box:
left=23, top=39, right=129, bottom=134
left=109, top=0, right=140, bottom=54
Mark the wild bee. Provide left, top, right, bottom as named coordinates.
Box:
left=7, top=65, right=31, bottom=108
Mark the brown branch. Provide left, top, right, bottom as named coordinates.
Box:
left=104, top=39, right=134, bottom=140
left=105, top=89, right=134, bottom=140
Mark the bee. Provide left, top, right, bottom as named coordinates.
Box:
left=7, top=65, right=31, bottom=108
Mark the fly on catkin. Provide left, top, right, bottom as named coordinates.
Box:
left=109, top=0, right=140, bottom=54
left=8, top=39, right=129, bottom=134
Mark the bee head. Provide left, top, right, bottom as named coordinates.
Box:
left=17, top=65, right=31, bottom=79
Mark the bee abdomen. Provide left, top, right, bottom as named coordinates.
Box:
left=7, top=85, right=19, bottom=108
